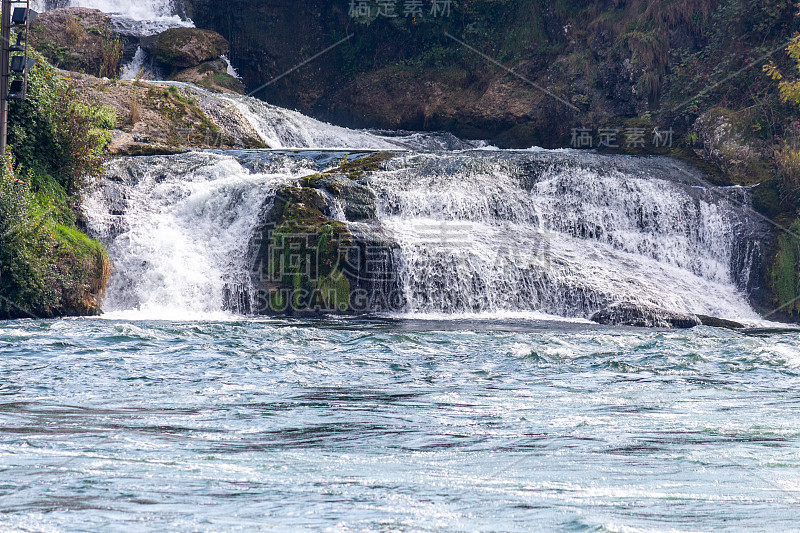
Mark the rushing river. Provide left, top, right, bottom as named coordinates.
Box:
left=10, top=4, right=800, bottom=530
left=1, top=316, right=798, bottom=532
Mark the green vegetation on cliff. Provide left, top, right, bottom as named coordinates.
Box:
left=0, top=52, right=113, bottom=319
left=769, top=220, right=800, bottom=317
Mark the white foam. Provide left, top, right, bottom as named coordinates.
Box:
left=83, top=153, right=296, bottom=316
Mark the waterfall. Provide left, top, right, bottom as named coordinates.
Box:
left=82, top=152, right=314, bottom=319
left=31, top=0, right=193, bottom=37
left=83, top=146, right=767, bottom=322
left=219, top=92, right=482, bottom=151
left=367, top=151, right=765, bottom=321
left=32, top=0, right=183, bottom=20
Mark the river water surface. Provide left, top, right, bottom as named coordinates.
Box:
left=1, top=316, right=798, bottom=532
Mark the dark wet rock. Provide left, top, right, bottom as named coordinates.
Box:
left=696, top=315, right=745, bottom=330
left=591, top=302, right=701, bottom=329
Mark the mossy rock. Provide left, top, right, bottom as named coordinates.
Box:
left=768, top=219, right=800, bottom=317
left=335, top=152, right=395, bottom=176
left=263, top=186, right=355, bottom=314
left=255, top=154, right=400, bottom=315
left=146, top=28, right=229, bottom=69
left=143, top=86, right=221, bottom=146
left=51, top=225, right=111, bottom=317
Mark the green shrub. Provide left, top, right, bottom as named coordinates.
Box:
left=1, top=52, right=113, bottom=319
left=8, top=51, right=113, bottom=196
left=0, top=160, right=59, bottom=317
left=769, top=220, right=800, bottom=317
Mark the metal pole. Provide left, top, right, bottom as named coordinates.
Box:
left=0, top=0, right=11, bottom=156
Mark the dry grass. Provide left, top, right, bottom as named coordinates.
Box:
left=776, top=139, right=800, bottom=205
left=100, top=37, right=123, bottom=78
left=129, top=90, right=141, bottom=125
left=134, top=67, right=149, bottom=87
left=65, top=16, right=85, bottom=43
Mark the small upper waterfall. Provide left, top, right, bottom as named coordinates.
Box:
left=32, top=0, right=185, bottom=21
left=31, top=0, right=192, bottom=36
left=220, top=92, right=483, bottom=152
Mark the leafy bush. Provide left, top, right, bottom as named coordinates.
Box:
left=775, top=125, right=800, bottom=207
left=764, top=39, right=800, bottom=207
left=0, top=157, right=111, bottom=319
left=1, top=52, right=113, bottom=319
left=770, top=220, right=800, bottom=317
left=8, top=51, right=115, bottom=195
left=0, top=159, right=59, bottom=317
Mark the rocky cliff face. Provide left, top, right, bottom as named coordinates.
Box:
left=187, top=0, right=584, bottom=145
left=186, top=1, right=797, bottom=147
left=30, top=7, right=116, bottom=76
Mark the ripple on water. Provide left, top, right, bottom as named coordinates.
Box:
left=0, top=317, right=797, bottom=532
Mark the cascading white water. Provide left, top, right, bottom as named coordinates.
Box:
left=220, top=92, right=482, bottom=151
left=32, top=0, right=185, bottom=21
left=220, top=55, right=240, bottom=79
left=32, top=0, right=193, bottom=49
left=368, top=151, right=764, bottom=321
left=120, top=47, right=155, bottom=80
left=83, top=152, right=315, bottom=319
left=83, top=147, right=767, bottom=322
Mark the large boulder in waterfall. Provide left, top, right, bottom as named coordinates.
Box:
left=251, top=185, right=354, bottom=315
left=169, top=58, right=244, bottom=94
left=248, top=153, right=402, bottom=315
left=143, top=28, right=229, bottom=69
left=591, top=303, right=701, bottom=329
left=29, top=7, right=117, bottom=76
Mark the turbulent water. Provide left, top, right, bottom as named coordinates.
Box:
left=84, top=148, right=767, bottom=324
left=1, top=317, right=798, bottom=532
left=371, top=151, right=764, bottom=320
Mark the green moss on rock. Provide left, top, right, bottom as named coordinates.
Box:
left=769, top=220, right=800, bottom=317
left=265, top=186, right=354, bottom=315
left=149, top=28, right=229, bottom=69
